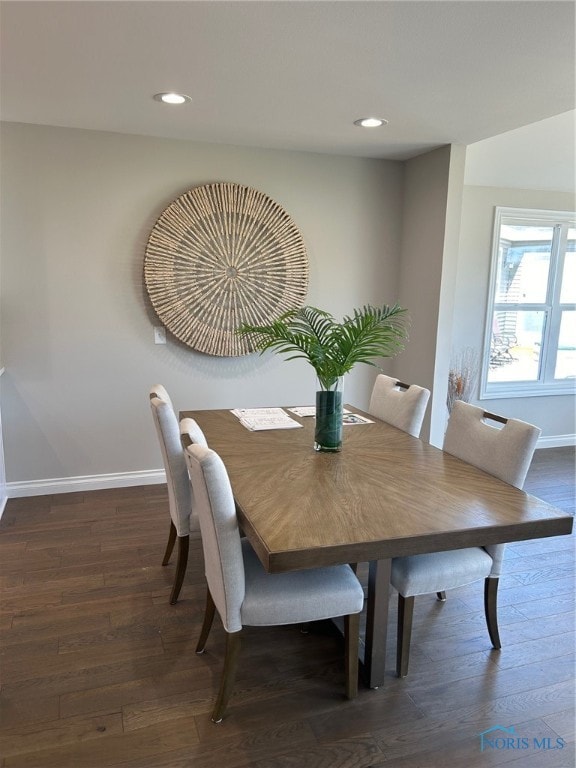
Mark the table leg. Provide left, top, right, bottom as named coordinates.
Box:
left=362, top=558, right=391, bottom=688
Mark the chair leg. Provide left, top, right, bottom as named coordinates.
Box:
left=170, top=536, right=190, bottom=605
left=484, top=577, right=501, bottom=649
left=344, top=612, right=360, bottom=699
left=162, top=521, right=177, bottom=566
left=436, top=591, right=446, bottom=601
left=169, top=535, right=189, bottom=605
left=211, top=631, right=242, bottom=723
left=196, top=587, right=216, bottom=654
left=396, top=594, right=415, bottom=678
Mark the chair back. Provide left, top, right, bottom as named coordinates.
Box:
left=149, top=386, right=205, bottom=535
left=179, top=417, right=209, bottom=449
left=368, top=374, right=431, bottom=437
left=444, top=401, right=540, bottom=576
left=443, top=401, right=540, bottom=489
left=150, top=383, right=173, bottom=410
left=183, top=443, right=245, bottom=633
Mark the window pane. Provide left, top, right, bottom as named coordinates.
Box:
left=555, top=310, right=576, bottom=380
left=496, top=225, right=552, bottom=303
left=488, top=310, right=544, bottom=382
left=559, top=228, right=576, bottom=303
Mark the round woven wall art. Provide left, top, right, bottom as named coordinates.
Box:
left=144, top=183, right=309, bottom=356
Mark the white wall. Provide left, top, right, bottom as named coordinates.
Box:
left=464, top=111, right=575, bottom=193
left=454, top=184, right=576, bottom=441
left=1, top=122, right=409, bottom=489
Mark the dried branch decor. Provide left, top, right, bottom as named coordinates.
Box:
left=144, top=183, right=309, bottom=356
left=447, top=347, right=480, bottom=413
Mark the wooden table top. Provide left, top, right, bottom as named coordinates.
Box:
left=181, top=407, right=573, bottom=573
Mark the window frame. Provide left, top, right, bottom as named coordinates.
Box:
left=480, top=206, right=576, bottom=400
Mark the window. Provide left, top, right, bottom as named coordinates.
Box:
left=481, top=207, right=576, bottom=399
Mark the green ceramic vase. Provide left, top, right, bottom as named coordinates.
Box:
left=314, top=378, right=343, bottom=452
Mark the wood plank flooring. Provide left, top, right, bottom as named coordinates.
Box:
left=0, top=447, right=574, bottom=768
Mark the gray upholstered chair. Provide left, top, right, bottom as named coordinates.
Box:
left=149, top=385, right=207, bottom=604
left=391, top=401, right=541, bottom=677
left=368, top=374, right=430, bottom=438
left=181, top=438, right=365, bottom=723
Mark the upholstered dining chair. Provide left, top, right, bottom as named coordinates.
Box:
left=181, top=437, right=365, bottom=723
left=149, top=385, right=207, bottom=604
left=368, top=374, right=431, bottom=438
left=391, top=400, right=541, bottom=677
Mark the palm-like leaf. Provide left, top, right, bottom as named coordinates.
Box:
left=238, top=304, right=408, bottom=390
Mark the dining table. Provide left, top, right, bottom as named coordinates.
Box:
left=180, top=405, right=573, bottom=688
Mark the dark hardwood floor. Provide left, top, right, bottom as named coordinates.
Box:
left=0, top=447, right=574, bottom=767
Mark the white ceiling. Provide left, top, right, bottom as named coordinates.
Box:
left=1, top=0, right=574, bottom=160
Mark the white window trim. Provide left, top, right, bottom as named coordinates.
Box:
left=480, top=207, right=576, bottom=400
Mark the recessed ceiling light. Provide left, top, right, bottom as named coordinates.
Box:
left=153, top=92, right=192, bottom=105
left=354, top=117, right=388, bottom=128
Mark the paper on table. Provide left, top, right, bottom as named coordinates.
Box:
left=287, top=406, right=316, bottom=417
left=288, top=406, right=352, bottom=417
left=231, top=408, right=303, bottom=431
left=342, top=413, right=374, bottom=425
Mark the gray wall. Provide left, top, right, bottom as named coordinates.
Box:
left=395, top=145, right=466, bottom=446
left=1, top=122, right=411, bottom=485
left=0, top=370, right=5, bottom=513
left=4, top=121, right=570, bottom=493
left=454, top=184, right=576, bottom=440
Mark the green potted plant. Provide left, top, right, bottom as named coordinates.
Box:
left=238, top=304, right=409, bottom=451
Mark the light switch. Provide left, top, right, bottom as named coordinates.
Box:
left=154, top=326, right=167, bottom=345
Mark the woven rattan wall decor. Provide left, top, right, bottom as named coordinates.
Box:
left=144, top=183, right=309, bottom=356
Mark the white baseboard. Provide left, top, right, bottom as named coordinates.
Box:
left=536, top=434, right=576, bottom=449
left=5, top=469, right=167, bottom=499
